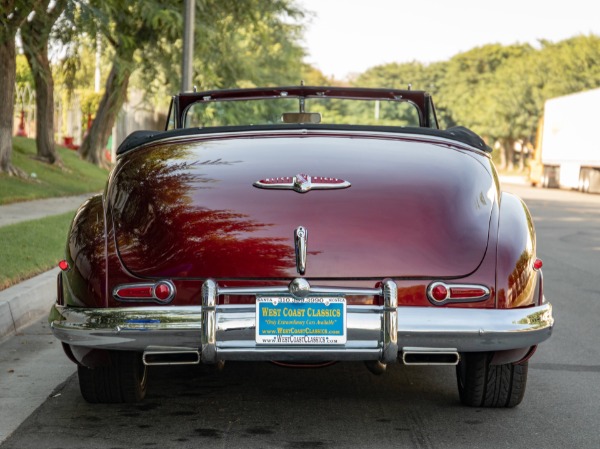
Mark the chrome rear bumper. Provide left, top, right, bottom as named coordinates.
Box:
left=50, top=279, right=553, bottom=363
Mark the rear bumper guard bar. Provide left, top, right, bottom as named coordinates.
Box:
left=50, top=278, right=554, bottom=363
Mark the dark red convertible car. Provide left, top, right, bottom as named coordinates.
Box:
left=49, top=86, right=553, bottom=407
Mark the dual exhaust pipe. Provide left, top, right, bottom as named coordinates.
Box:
left=143, top=350, right=200, bottom=366
left=142, top=347, right=460, bottom=367
left=366, top=348, right=459, bottom=375
left=401, top=347, right=460, bottom=366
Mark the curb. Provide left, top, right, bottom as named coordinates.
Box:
left=0, top=267, right=59, bottom=343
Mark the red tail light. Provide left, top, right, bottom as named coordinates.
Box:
left=113, top=281, right=176, bottom=304
left=115, top=285, right=154, bottom=298
left=449, top=287, right=488, bottom=298
left=430, top=284, right=448, bottom=302
left=427, top=282, right=490, bottom=305
left=154, top=282, right=173, bottom=301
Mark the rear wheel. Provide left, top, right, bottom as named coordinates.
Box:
left=456, top=352, right=528, bottom=408
left=78, top=351, right=148, bottom=403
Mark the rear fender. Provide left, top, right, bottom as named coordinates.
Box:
left=60, top=195, right=107, bottom=308
left=496, top=193, right=539, bottom=308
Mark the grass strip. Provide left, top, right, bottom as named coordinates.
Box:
left=0, top=211, right=74, bottom=290
left=0, top=137, right=109, bottom=205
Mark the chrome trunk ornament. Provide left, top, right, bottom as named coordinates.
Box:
left=254, top=174, right=350, bottom=193
left=294, top=226, right=308, bottom=275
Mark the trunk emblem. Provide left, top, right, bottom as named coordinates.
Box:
left=254, top=174, right=350, bottom=193
left=294, top=226, right=308, bottom=275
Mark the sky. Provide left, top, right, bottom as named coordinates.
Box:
left=298, top=0, right=600, bottom=80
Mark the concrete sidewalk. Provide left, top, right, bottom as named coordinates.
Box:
left=0, top=193, right=92, bottom=227
left=0, top=194, right=93, bottom=443
left=0, top=193, right=93, bottom=342
left=0, top=316, right=75, bottom=444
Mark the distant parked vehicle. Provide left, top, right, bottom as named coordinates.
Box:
left=530, top=88, right=600, bottom=192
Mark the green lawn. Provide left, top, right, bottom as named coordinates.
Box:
left=0, top=137, right=109, bottom=289
left=0, top=137, right=109, bottom=204
left=0, top=211, right=74, bottom=290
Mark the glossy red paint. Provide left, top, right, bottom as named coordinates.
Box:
left=59, top=136, right=507, bottom=307
left=108, top=132, right=496, bottom=281
left=495, top=192, right=538, bottom=308
left=63, top=195, right=106, bottom=309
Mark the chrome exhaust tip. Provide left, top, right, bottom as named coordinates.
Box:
left=143, top=350, right=200, bottom=366
left=401, top=347, right=460, bottom=366
left=364, top=360, right=387, bottom=375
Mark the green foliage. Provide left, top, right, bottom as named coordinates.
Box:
left=299, top=64, right=339, bottom=86
left=537, top=35, right=600, bottom=98
left=0, top=211, right=74, bottom=290
left=434, top=43, right=535, bottom=135
left=355, top=61, right=435, bottom=91
left=133, top=0, right=306, bottom=95
left=0, top=137, right=109, bottom=204
left=27, top=0, right=600, bottom=173
left=15, top=54, right=33, bottom=86
left=354, top=35, right=600, bottom=170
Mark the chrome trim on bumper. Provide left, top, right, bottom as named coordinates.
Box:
left=50, top=278, right=554, bottom=363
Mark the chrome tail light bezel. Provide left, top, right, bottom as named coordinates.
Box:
left=426, top=281, right=491, bottom=306
left=113, top=280, right=176, bottom=304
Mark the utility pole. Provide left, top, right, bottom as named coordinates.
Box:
left=182, top=0, right=195, bottom=93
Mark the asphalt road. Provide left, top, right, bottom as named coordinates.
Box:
left=1, top=184, right=599, bottom=449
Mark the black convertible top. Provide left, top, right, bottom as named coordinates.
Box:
left=117, top=124, right=491, bottom=156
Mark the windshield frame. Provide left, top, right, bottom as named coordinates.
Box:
left=171, top=86, right=439, bottom=131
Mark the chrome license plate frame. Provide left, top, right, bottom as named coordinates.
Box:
left=255, top=296, right=346, bottom=345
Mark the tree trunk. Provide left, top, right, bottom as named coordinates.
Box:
left=0, top=37, right=24, bottom=176
left=1, top=1, right=42, bottom=176
left=21, top=0, right=65, bottom=166
left=498, top=141, right=507, bottom=170
left=79, top=52, right=133, bottom=168
left=502, top=138, right=515, bottom=172
left=23, top=42, right=61, bottom=165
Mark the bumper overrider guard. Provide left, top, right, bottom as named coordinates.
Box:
left=50, top=278, right=554, bottom=365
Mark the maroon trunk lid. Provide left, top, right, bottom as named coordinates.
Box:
left=109, top=132, right=495, bottom=279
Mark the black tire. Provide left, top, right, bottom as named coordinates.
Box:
left=456, top=352, right=528, bottom=408
left=78, top=351, right=148, bottom=403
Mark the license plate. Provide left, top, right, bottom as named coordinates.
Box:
left=256, top=297, right=346, bottom=345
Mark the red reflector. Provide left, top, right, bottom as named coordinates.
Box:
left=431, top=284, right=448, bottom=302
left=449, top=287, right=487, bottom=299
left=58, top=260, right=70, bottom=271
left=116, top=286, right=153, bottom=298
left=154, top=282, right=172, bottom=301
left=533, top=259, right=543, bottom=270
